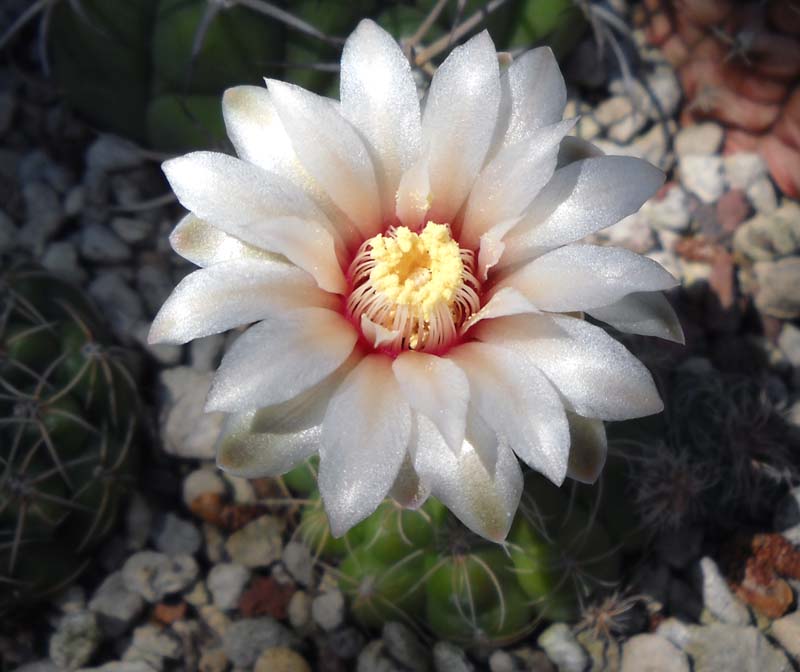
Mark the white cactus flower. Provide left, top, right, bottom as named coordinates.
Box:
left=150, top=19, right=682, bottom=542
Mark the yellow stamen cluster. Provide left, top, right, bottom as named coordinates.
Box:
left=348, top=222, right=480, bottom=352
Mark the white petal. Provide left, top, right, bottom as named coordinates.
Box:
left=319, top=354, right=411, bottom=536
left=216, top=410, right=320, bottom=479
left=422, top=31, right=501, bottom=224
left=556, top=136, right=604, bottom=169
left=162, top=152, right=346, bottom=293
left=395, top=159, right=432, bottom=229
left=222, top=86, right=361, bottom=249
left=460, top=286, right=538, bottom=335
left=149, top=259, right=338, bottom=345
left=360, top=314, right=402, bottom=349
left=413, top=414, right=522, bottom=542
left=587, top=291, right=685, bottom=344
left=499, top=156, right=665, bottom=268
left=474, top=314, right=663, bottom=420
left=251, top=352, right=359, bottom=434
left=498, top=244, right=679, bottom=312
left=340, top=19, right=422, bottom=220
left=566, top=413, right=607, bottom=484
left=448, top=342, right=570, bottom=485
left=492, top=47, right=566, bottom=153
left=169, top=214, right=279, bottom=267
left=206, top=308, right=357, bottom=412
left=392, top=351, right=469, bottom=453
left=266, top=79, right=382, bottom=239
left=477, top=217, right=520, bottom=281
left=389, top=453, right=430, bottom=509
left=461, top=118, right=575, bottom=249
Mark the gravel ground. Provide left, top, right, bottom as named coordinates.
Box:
left=3, top=6, right=800, bottom=672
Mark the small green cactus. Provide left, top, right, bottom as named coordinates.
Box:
left=0, top=266, right=141, bottom=612
left=17, top=0, right=587, bottom=152
left=282, top=460, right=622, bottom=647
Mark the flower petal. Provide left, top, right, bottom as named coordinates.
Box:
left=448, top=342, right=570, bottom=485
left=206, top=308, right=357, bottom=412
left=340, top=19, right=422, bottom=220
left=392, top=351, right=469, bottom=453
left=492, top=47, right=567, bottom=153
left=460, top=286, right=538, bottom=335
left=498, top=156, right=665, bottom=269
left=477, top=217, right=520, bottom=281
left=474, top=314, right=663, bottom=420
left=216, top=410, right=319, bottom=478
left=498, top=244, right=679, bottom=312
left=149, top=259, right=338, bottom=345
left=566, top=413, right=607, bottom=484
left=169, top=214, right=278, bottom=267
left=162, top=152, right=346, bottom=293
left=222, top=85, right=361, bottom=249
left=319, top=354, right=412, bottom=536
left=395, top=159, right=432, bottom=229
left=251, top=352, right=359, bottom=434
left=413, top=414, right=522, bottom=542
left=422, top=31, right=501, bottom=224
left=389, top=453, right=430, bottom=509
left=461, top=119, right=576, bottom=249
left=556, top=136, right=604, bottom=169
left=266, top=79, right=382, bottom=239
left=587, top=291, right=685, bottom=344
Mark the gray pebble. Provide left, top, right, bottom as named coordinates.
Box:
left=136, top=264, right=173, bottom=316
left=159, top=367, right=224, bottom=460
left=111, top=216, right=154, bottom=244
left=182, top=468, right=227, bottom=509
left=382, top=622, right=430, bottom=672
left=225, top=515, right=284, bottom=569
left=283, top=542, right=313, bottom=587
left=153, top=513, right=202, bottom=557
left=696, top=556, right=750, bottom=625
left=358, top=640, right=406, bottom=672
left=771, top=611, right=800, bottom=662
left=41, top=241, right=86, bottom=284
left=537, top=623, right=587, bottom=672
left=49, top=611, right=101, bottom=671
left=122, top=624, right=181, bottom=671
left=222, top=617, right=293, bottom=668
left=20, top=181, right=63, bottom=253
left=86, top=135, right=143, bottom=174
left=620, top=634, right=689, bottom=672
left=675, top=123, right=724, bottom=157
left=88, top=272, right=144, bottom=337
left=88, top=571, right=145, bottom=637
left=288, top=590, right=312, bottom=630
left=80, top=224, right=130, bottom=263
left=78, top=662, right=154, bottom=672
left=121, top=551, right=199, bottom=602
left=684, top=624, right=791, bottom=672
left=432, top=642, right=473, bottom=672
left=679, top=155, right=724, bottom=204
left=312, top=589, right=345, bottom=632
left=208, top=563, right=251, bottom=611
left=488, top=650, right=516, bottom=672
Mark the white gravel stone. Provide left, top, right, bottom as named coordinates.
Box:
left=643, top=185, right=691, bottom=232
left=153, top=513, right=202, bottom=557
left=537, top=623, right=588, bottom=672
left=208, top=563, right=251, bottom=611
left=679, top=155, right=724, bottom=203
left=697, top=556, right=751, bottom=625
left=747, top=177, right=778, bottom=214
left=225, top=515, right=284, bottom=568
left=49, top=611, right=101, bottom=671
left=675, top=123, right=724, bottom=157
left=771, top=611, right=800, bottom=662
left=283, top=542, right=314, bottom=587
left=312, top=589, right=345, bottom=632
left=723, top=152, right=767, bottom=190
left=121, top=551, right=199, bottom=602
left=89, top=571, right=145, bottom=637
left=621, top=634, right=689, bottom=672
left=182, top=468, right=227, bottom=509
left=288, top=590, right=312, bottom=630
left=159, top=367, right=224, bottom=459
left=80, top=224, right=131, bottom=262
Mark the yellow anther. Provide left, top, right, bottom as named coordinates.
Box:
left=366, top=222, right=464, bottom=320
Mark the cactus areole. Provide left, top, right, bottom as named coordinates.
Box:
left=150, top=19, right=682, bottom=543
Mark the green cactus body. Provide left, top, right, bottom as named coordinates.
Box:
left=49, top=0, right=284, bottom=150
left=288, top=465, right=623, bottom=647
left=0, top=267, right=141, bottom=612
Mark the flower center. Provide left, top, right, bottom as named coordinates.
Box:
left=347, top=222, right=480, bottom=352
